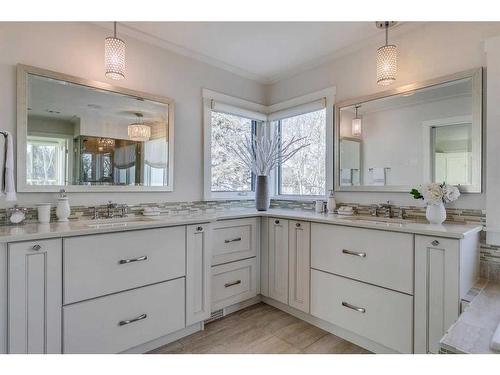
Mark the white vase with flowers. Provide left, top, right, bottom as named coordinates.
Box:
left=410, top=182, right=460, bottom=225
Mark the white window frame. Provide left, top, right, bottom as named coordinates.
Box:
left=26, top=133, right=73, bottom=186
left=203, top=87, right=335, bottom=201
left=269, top=87, right=335, bottom=200
left=203, top=89, right=267, bottom=200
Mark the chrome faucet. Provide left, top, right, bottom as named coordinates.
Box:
left=369, top=204, right=379, bottom=217
left=107, top=201, right=118, bottom=218
left=90, top=206, right=99, bottom=220
left=379, top=201, right=393, bottom=218
left=118, top=204, right=129, bottom=218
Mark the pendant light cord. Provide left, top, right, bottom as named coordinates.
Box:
left=385, top=22, right=389, bottom=46
left=114, top=21, right=117, bottom=38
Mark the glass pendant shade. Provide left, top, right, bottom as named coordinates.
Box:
left=105, top=22, right=125, bottom=80
left=376, top=44, right=397, bottom=86
left=128, top=123, right=151, bottom=141
left=352, top=118, right=362, bottom=136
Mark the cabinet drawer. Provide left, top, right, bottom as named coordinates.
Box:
left=311, top=223, right=414, bottom=294
left=212, top=218, right=258, bottom=265
left=311, top=270, right=413, bottom=353
left=64, top=226, right=186, bottom=304
left=212, top=258, right=257, bottom=311
left=63, top=278, right=185, bottom=354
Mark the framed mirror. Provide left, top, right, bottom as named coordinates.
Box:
left=335, top=68, right=482, bottom=193
left=17, top=64, right=174, bottom=192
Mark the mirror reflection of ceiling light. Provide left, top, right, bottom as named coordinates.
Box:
left=105, top=22, right=126, bottom=80
left=128, top=113, right=151, bottom=142
left=97, top=138, right=115, bottom=151
left=352, top=104, right=362, bottom=136
left=376, top=21, right=397, bottom=86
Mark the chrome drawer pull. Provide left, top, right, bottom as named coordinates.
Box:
left=224, top=237, right=242, bottom=243
left=119, top=255, right=148, bottom=265
left=196, top=226, right=204, bottom=232
left=119, top=313, right=147, bottom=326
left=224, top=280, right=242, bottom=288
left=31, top=244, right=42, bottom=251
left=431, top=240, right=440, bottom=246
left=342, top=249, right=366, bottom=258
left=342, top=301, right=366, bottom=313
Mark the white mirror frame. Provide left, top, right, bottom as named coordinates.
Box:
left=17, top=64, right=175, bottom=193
left=334, top=68, right=483, bottom=193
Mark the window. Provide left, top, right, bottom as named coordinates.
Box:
left=211, top=112, right=257, bottom=193
left=203, top=89, right=267, bottom=199
left=203, top=88, right=334, bottom=200
left=275, top=109, right=327, bottom=196
left=26, top=136, right=68, bottom=185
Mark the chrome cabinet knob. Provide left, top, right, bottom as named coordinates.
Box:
left=274, top=219, right=280, bottom=225
left=31, top=244, right=41, bottom=251
left=196, top=226, right=203, bottom=232
left=296, top=222, right=301, bottom=228
left=431, top=240, right=440, bottom=246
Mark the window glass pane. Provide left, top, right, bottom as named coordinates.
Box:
left=279, top=109, right=326, bottom=195
left=211, top=111, right=254, bottom=192
left=26, top=136, right=66, bottom=185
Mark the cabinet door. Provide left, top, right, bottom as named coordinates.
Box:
left=288, top=220, right=311, bottom=313
left=268, top=218, right=289, bottom=304
left=8, top=239, right=62, bottom=354
left=414, top=235, right=460, bottom=354
left=186, top=224, right=211, bottom=326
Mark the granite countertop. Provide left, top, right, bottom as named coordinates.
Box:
left=0, top=208, right=482, bottom=243
left=440, top=281, right=500, bottom=354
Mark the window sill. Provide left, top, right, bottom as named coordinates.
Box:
left=271, top=195, right=326, bottom=202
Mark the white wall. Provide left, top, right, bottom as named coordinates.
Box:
left=268, top=22, right=500, bottom=209
left=485, top=36, right=500, bottom=245
left=0, top=22, right=266, bottom=208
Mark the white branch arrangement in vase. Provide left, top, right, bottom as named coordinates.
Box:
left=229, top=133, right=310, bottom=176
left=230, top=133, right=310, bottom=210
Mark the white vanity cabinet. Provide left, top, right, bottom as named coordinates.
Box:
left=64, top=278, right=185, bottom=354
left=63, top=226, right=186, bottom=304
left=186, top=224, right=211, bottom=325
left=414, top=233, right=479, bottom=354
left=265, top=218, right=311, bottom=312
left=268, top=218, right=289, bottom=304
left=288, top=220, right=311, bottom=313
left=210, top=218, right=259, bottom=312
left=8, top=239, right=62, bottom=354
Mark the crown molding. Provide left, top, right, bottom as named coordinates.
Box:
left=94, top=21, right=427, bottom=86
left=93, top=22, right=270, bottom=83
left=266, top=22, right=427, bottom=84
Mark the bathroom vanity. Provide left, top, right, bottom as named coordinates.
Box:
left=0, top=210, right=481, bottom=354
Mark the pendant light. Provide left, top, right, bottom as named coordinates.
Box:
left=128, top=113, right=151, bottom=142
left=105, top=22, right=126, bottom=80
left=352, top=104, right=362, bottom=136
left=376, top=21, right=397, bottom=86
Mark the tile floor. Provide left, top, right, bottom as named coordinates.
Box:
left=148, top=302, right=371, bottom=354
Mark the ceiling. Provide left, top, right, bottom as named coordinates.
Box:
left=111, top=22, right=399, bottom=84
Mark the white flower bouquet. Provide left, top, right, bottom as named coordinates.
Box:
left=410, top=182, right=460, bottom=206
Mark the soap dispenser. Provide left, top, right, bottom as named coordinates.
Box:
left=56, top=189, right=71, bottom=222
left=327, top=189, right=336, bottom=214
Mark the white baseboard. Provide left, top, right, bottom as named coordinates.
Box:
left=223, top=295, right=262, bottom=316
left=122, top=322, right=202, bottom=354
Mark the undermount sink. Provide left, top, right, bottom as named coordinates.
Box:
left=337, top=215, right=416, bottom=227
left=81, top=216, right=159, bottom=229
